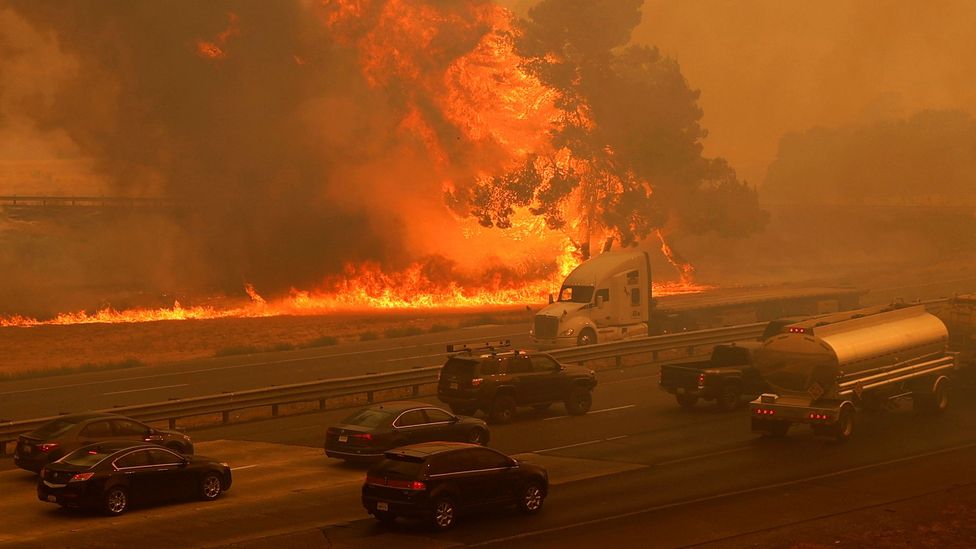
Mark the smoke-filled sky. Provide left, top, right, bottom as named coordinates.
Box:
left=1, top=0, right=975, bottom=315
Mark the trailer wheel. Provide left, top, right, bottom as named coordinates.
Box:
left=832, top=406, right=855, bottom=443
left=676, top=393, right=698, bottom=409
left=915, top=378, right=950, bottom=416
left=715, top=382, right=741, bottom=411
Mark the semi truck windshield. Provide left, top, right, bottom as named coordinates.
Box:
left=559, top=285, right=594, bottom=303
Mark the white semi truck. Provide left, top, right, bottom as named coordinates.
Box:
left=532, top=248, right=861, bottom=348
left=749, top=304, right=956, bottom=442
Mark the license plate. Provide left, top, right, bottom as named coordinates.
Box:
left=46, top=495, right=56, bottom=503
left=449, top=382, right=458, bottom=390
left=376, top=501, right=389, bottom=511
left=676, top=387, right=685, bottom=394
left=338, top=435, right=348, bottom=443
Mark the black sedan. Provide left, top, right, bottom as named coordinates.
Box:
left=15, top=412, right=194, bottom=473
left=38, top=442, right=231, bottom=515
left=325, top=401, right=490, bottom=462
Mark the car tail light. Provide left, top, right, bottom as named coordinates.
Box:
left=365, top=475, right=385, bottom=486
left=697, top=373, right=705, bottom=387
left=38, top=443, right=59, bottom=453
left=754, top=408, right=776, bottom=415
left=69, top=473, right=95, bottom=483
left=350, top=433, right=372, bottom=441
left=470, top=378, right=483, bottom=387
left=387, top=478, right=426, bottom=490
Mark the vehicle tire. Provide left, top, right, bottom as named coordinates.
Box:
left=489, top=394, right=517, bottom=425
left=467, top=427, right=489, bottom=445
left=676, top=393, right=698, bottom=409
left=832, top=407, right=855, bottom=443
left=577, top=329, right=597, bottom=346
left=449, top=404, right=477, bottom=416
left=564, top=387, right=593, bottom=415
left=200, top=472, right=223, bottom=500
left=715, top=383, right=741, bottom=412
left=430, top=497, right=457, bottom=531
left=915, top=379, right=950, bottom=416
left=103, top=486, right=128, bottom=516
left=533, top=403, right=551, bottom=413
left=517, top=481, right=545, bottom=515
left=760, top=420, right=791, bottom=438
left=373, top=511, right=397, bottom=525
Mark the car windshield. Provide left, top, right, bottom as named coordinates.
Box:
left=558, top=285, right=594, bottom=303
left=341, top=408, right=395, bottom=429
left=59, top=447, right=115, bottom=468
left=32, top=417, right=84, bottom=438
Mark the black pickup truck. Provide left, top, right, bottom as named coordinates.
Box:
left=658, top=342, right=764, bottom=410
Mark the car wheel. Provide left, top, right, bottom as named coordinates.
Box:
left=103, top=487, right=128, bottom=516
left=577, top=329, right=596, bottom=346
left=374, top=511, right=397, bottom=525
left=449, top=404, right=477, bottom=416
left=517, top=481, right=545, bottom=514
left=200, top=473, right=223, bottom=500
left=675, top=393, right=698, bottom=409
left=467, top=427, right=489, bottom=445
left=489, top=394, right=517, bottom=424
left=430, top=497, right=457, bottom=531
left=715, top=383, right=741, bottom=411
left=564, top=387, right=592, bottom=415
left=832, top=407, right=854, bottom=443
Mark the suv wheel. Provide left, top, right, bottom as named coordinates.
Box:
left=430, top=497, right=457, bottom=530
left=565, top=386, right=592, bottom=415
left=489, top=394, right=517, bottom=424
left=518, top=481, right=545, bottom=514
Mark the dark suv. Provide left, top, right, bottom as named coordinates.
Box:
left=362, top=442, right=548, bottom=530
left=437, top=342, right=597, bottom=424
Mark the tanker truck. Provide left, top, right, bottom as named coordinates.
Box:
left=749, top=305, right=956, bottom=442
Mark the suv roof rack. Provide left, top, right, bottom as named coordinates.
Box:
left=446, top=340, right=512, bottom=356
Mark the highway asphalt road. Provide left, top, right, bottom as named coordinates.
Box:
left=2, top=360, right=974, bottom=548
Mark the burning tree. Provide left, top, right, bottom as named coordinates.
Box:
left=458, top=0, right=767, bottom=262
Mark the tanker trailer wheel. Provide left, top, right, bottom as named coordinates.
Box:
left=577, top=329, right=597, bottom=346
left=831, top=405, right=855, bottom=443
left=914, top=378, right=950, bottom=416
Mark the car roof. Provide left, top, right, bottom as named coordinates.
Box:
left=50, top=412, right=129, bottom=423
left=385, top=441, right=482, bottom=458
left=368, top=401, right=440, bottom=413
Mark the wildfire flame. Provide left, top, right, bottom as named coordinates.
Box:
left=0, top=1, right=709, bottom=328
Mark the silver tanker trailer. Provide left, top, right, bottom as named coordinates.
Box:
left=749, top=305, right=956, bottom=442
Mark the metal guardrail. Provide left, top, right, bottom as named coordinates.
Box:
left=0, top=322, right=768, bottom=454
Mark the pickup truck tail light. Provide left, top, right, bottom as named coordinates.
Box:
left=696, top=373, right=705, bottom=388
left=470, top=378, right=483, bottom=387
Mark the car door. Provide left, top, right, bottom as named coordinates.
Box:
left=527, top=355, right=565, bottom=402
left=77, top=420, right=115, bottom=447
left=113, top=449, right=158, bottom=505
left=111, top=418, right=152, bottom=445
left=419, top=408, right=458, bottom=442
left=457, top=448, right=512, bottom=506
left=391, top=409, right=429, bottom=447
left=146, top=448, right=190, bottom=501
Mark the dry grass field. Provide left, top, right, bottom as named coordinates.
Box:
left=0, top=306, right=536, bottom=377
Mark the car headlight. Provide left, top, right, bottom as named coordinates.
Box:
left=560, top=328, right=575, bottom=336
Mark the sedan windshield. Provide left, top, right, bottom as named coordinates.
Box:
left=341, top=408, right=396, bottom=429
left=558, top=285, right=594, bottom=303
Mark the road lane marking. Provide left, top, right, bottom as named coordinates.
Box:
left=543, top=404, right=636, bottom=421
left=468, top=441, right=976, bottom=547
left=656, top=445, right=751, bottom=466
left=232, top=464, right=260, bottom=471
left=536, top=435, right=630, bottom=453
left=101, top=383, right=189, bottom=396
